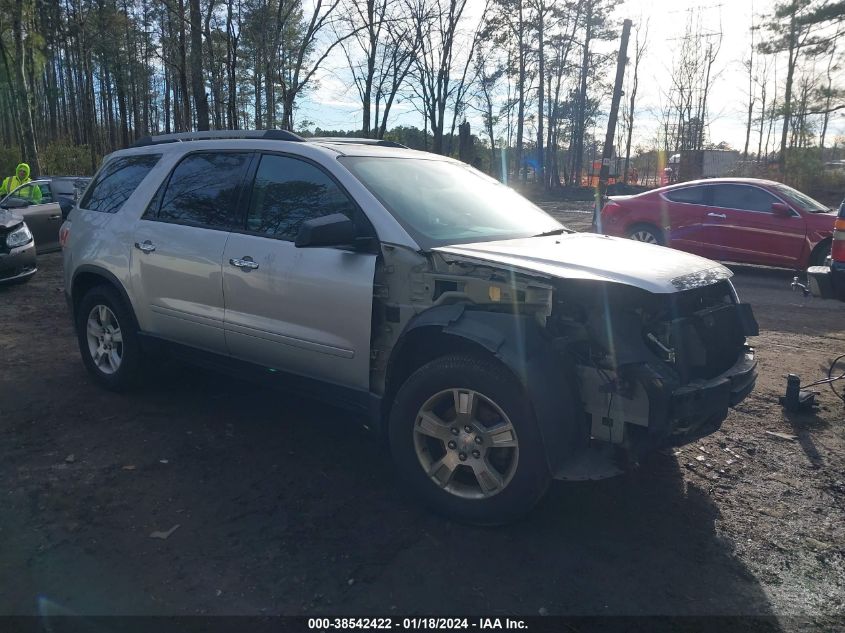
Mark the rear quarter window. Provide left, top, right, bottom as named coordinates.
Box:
left=664, top=186, right=706, bottom=204
left=80, top=154, right=161, bottom=214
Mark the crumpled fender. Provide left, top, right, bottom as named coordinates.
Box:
left=394, top=303, right=585, bottom=473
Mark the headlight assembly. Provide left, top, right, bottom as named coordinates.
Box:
left=6, top=223, right=33, bottom=248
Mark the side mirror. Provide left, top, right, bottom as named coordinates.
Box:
left=2, top=197, right=29, bottom=209
left=772, top=202, right=792, bottom=217
left=295, top=213, right=355, bottom=248
left=58, top=197, right=74, bottom=220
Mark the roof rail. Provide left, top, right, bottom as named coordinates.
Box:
left=308, top=136, right=408, bottom=149
left=130, top=129, right=305, bottom=148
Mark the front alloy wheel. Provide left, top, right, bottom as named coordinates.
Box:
left=413, top=388, right=519, bottom=499
left=389, top=354, right=551, bottom=524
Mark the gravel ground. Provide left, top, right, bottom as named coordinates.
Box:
left=1, top=245, right=843, bottom=629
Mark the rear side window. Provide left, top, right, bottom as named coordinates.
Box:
left=711, top=185, right=778, bottom=212
left=81, top=154, right=161, bottom=214
left=153, top=152, right=251, bottom=229
left=246, top=154, right=357, bottom=240
left=665, top=186, right=705, bottom=204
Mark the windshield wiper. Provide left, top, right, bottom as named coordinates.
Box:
left=531, top=228, right=567, bottom=237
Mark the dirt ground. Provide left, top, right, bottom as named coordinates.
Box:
left=1, top=228, right=844, bottom=629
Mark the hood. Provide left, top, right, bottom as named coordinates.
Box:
left=0, top=209, right=24, bottom=229
left=15, top=163, right=30, bottom=179
left=433, top=233, right=733, bottom=294
left=805, top=209, right=838, bottom=225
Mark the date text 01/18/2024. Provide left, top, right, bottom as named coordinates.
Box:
left=307, top=618, right=528, bottom=630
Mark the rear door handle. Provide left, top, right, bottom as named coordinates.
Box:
left=49, top=214, right=61, bottom=220
left=707, top=212, right=727, bottom=219
left=134, top=240, right=156, bottom=253
left=229, top=256, right=259, bottom=270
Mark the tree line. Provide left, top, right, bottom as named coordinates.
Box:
left=0, top=0, right=842, bottom=188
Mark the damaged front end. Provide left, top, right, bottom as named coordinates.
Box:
left=550, top=276, right=758, bottom=472
left=375, top=241, right=758, bottom=481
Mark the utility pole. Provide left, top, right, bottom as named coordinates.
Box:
left=593, top=18, right=632, bottom=232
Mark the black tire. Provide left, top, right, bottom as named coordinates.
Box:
left=626, top=223, right=665, bottom=246
left=809, top=240, right=832, bottom=268
left=75, top=284, right=143, bottom=391
left=388, top=354, right=550, bottom=525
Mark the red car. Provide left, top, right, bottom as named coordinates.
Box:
left=600, top=178, right=836, bottom=270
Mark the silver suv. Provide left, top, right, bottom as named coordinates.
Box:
left=62, top=131, right=758, bottom=523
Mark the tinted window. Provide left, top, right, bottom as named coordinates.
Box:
left=772, top=184, right=829, bottom=213
left=53, top=178, right=91, bottom=201
left=711, top=185, right=778, bottom=212
left=10, top=182, right=51, bottom=204
left=665, top=186, right=705, bottom=204
left=156, top=152, right=251, bottom=228
left=81, top=154, right=161, bottom=214
left=246, top=154, right=357, bottom=240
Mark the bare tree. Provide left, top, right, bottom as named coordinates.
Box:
left=758, top=0, right=814, bottom=172
left=659, top=9, right=722, bottom=179
left=11, top=0, right=41, bottom=171
left=189, top=0, right=209, bottom=130
left=818, top=41, right=839, bottom=149
left=755, top=52, right=774, bottom=162
left=742, top=15, right=755, bottom=158
left=623, top=18, right=647, bottom=182
left=408, top=0, right=471, bottom=154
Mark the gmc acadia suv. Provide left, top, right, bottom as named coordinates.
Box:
left=61, top=130, right=758, bottom=523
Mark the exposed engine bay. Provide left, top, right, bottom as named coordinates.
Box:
left=547, top=279, right=758, bottom=448
left=370, top=239, right=758, bottom=474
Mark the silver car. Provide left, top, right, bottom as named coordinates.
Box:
left=1, top=176, right=91, bottom=253
left=61, top=131, right=758, bottom=523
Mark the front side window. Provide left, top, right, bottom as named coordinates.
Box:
left=665, top=186, right=705, bottom=204
left=772, top=184, right=830, bottom=213
left=246, top=154, right=358, bottom=240
left=10, top=182, right=50, bottom=204
left=81, top=154, right=161, bottom=214
left=155, top=152, right=251, bottom=229
left=339, top=157, right=562, bottom=248
left=710, top=185, right=778, bottom=213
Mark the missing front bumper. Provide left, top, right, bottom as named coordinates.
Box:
left=577, top=346, right=757, bottom=448
left=664, top=347, right=757, bottom=445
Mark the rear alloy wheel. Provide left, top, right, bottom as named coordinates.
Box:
left=627, top=224, right=664, bottom=245
left=86, top=304, right=124, bottom=375
left=389, top=354, right=550, bottom=524
left=76, top=285, right=143, bottom=391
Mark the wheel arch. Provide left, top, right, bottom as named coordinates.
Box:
left=808, top=237, right=833, bottom=268
left=71, top=266, right=139, bottom=332
left=383, top=303, right=586, bottom=473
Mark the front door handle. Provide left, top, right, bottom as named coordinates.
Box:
left=49, top=214, right=61, bottom=220
left=134, top=240, right=156, bottom=253
left=229, top=256, right=259, bottom=270
left=707, top=212, right=727, bottom=219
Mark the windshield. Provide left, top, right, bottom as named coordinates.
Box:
left=772, top=184, right=830, bottom=213
left=339, top=156, right=563, bottom=248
